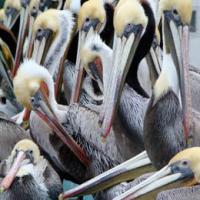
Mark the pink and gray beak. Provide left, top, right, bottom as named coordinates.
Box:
left=162, top=11, right=192, bottom=140
left=13, top=0, right=31, bottom=76
left=0, top=151, right=26, bottom=192
left=30, top=87, right=91, bottom=168
left=31, top=28, right=53, bottom=64
left=100, top=24, right=144, bottom=140
left=59, top=151, right=153, bottom=199
left=113, top=160, right=194, bottom=200
left=70, top=27, right=95, bottom=104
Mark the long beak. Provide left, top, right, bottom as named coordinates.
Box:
left=59, top=152, right=154, bottom=199
left=179, top=25, right=192, bottom=140
left=31, top=85, right=91, bottom=167
left=31, top=29, right=53, bottom=64
left=0, top=151, right=26, bottom=192
left=12, top=6, right=30, bottom=77
left=164, top=14, right=191, bottom=140
left=25, top=15, right=35, bottom=58
left=146, top=38, right=162, bottom=87
left=113, top=163, right=194, bottom=200
left=100, top=30, right=143, bottom=139
left=70, top=28, right=94, bottom=104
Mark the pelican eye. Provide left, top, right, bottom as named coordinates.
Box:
left=123, top=23, right=143, bottom=38
left=172, top=9, right=178, bottom=16
left=85, top=17, right=90, bottom=22
left=30, top=97, right=35, bottom=103
left=182, top=160, right=188, bottom=166
left=38, top=28, right=42, bottom=33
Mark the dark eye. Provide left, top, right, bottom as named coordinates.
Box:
left=30, top=97, right=35, bottom=103
left=172, top=9, right=178, bottom=16
left=6, top=6, right=10, bottom=10
left=33, top=6, right=36, bottom=10
left=85, top=17, right=90, bottom=22
left=38, top=28, right=42, bottom=33
left=29, top=150, right=33, bottom=154
left=182, top=160, right=188, bottom=166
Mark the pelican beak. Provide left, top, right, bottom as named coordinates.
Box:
left=146, top=37, right=162, bottom=86
left=13, top=3, right=30, bottom=76
left=0, top=151, right=26, bottom=192
left=163, top=12, right=191, bottom=139
left=25, top=16, right=35, bottom=58
left=70, top=28, right=94, bottom=103
left=4, top=7, right=19, bottom=29
left=100, top=25, right=144, bottom=139
left=59, top=152, right=154, bottom=199
left=31, top=28, right=53, bottom=64
left=113, top=161, right=194, bottom=200
left=30, top=84, right=91, bottom=167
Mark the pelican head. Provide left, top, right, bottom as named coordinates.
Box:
left=31, top=9, right=74, bottom=71
left=115, top=147, right=200, bottom=200
left=80, top=33, right=113, bottom=97
left=3, top=0, right=20, bottom=28
left=159, top=0, right=192, bottom=138
left=29, top=0, right=40, bottom=17
left=0, top=139, right=41, bottom=191
left=81, top=33, right=107, bottom=82
left=100, top=0, right=149, bottom=139
left=78, top=0, right=106, bottom=32
left=32, top=9, right=60, bottom=64
left=14, top=59, right=90, bottom=168
left=70, top=0, right=107, bottom=103
left=64, top=0, right=81, bottom=14
left=13, top=59, right=54, bottom=110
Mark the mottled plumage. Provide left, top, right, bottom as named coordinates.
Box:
left=144, top=90, right=186, bottom=169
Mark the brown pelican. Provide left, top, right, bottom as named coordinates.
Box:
left=3, top=0, right=20, bottom=29
left=100, top=0, right=156, bottom=139
left=0, top=139, right=62, bottom=200
left=70, top=0, right=114, bottom=103
left=23, top=0, right=61, bottom=59
left=80, top=33, right=147, bottom=157
left=113, top=147, right=200, bottom=200
left=31, top=9, right=74, bottom=77
left=59, top=0, right=193, bottom=198
left=13, top=59, right=123, bottom=183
